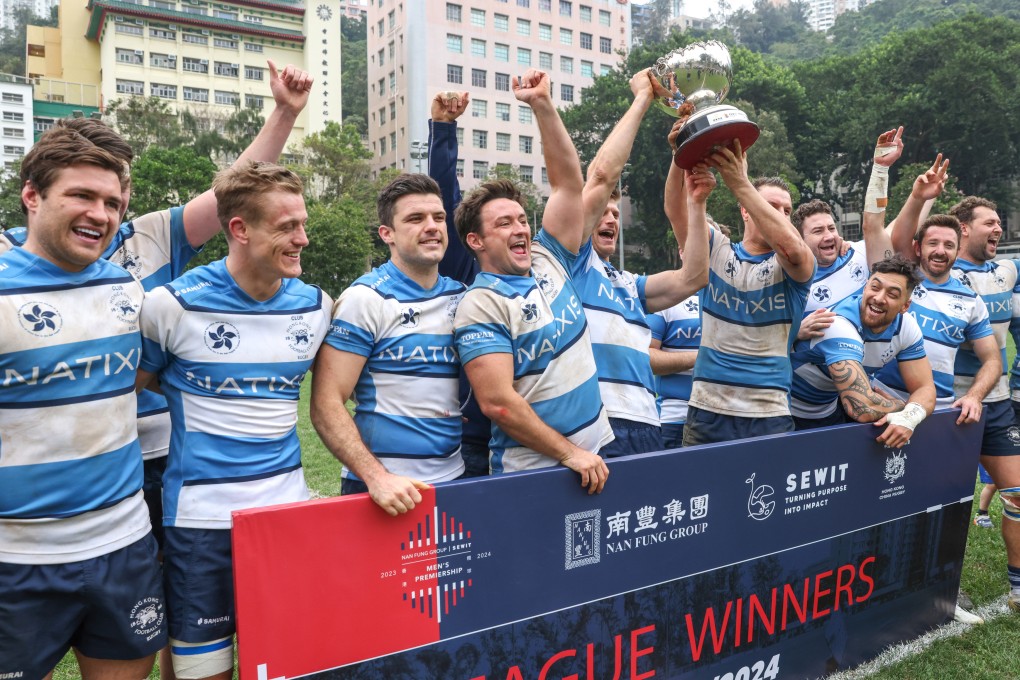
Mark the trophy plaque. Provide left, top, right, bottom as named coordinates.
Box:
left=653, top=41, right=760, bottom=170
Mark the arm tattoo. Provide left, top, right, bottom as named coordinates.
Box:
left=829, top=360, right=902, bottom=421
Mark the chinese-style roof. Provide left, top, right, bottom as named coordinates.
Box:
left=85, top=0, right=306, bottom=43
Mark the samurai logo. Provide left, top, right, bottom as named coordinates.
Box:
left=746, top=473, right=775, bottom=521
left=399, top=307, right=421, bottom=328
left=521, top=302, right=540, bottom=323
left=18, top=302, right=61, bottom=337
left=205, top=322, right=240, bottom=354
left=884, top=451, right=907, bottom=484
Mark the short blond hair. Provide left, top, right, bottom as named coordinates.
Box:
left=212, top=161, right=304, bottom=233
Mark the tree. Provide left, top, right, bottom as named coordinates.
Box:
left=299, top=121, right=374, bottom=203
left=0, top=6, right=56, bottom=75
left=105, top=97, right=187, bottom=156
left=489, top=164, right=545, bottom=228
left=341, top=15, right=368, bottom=135
left=0, top=160, right=24, bottom=229
left=727, top=0, right=811, bottom=54
left=300, top=198, right=376, bottom=298
left=127, top=146, right=217, bottom=219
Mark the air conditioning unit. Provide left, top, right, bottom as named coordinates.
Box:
left=169, top=23, right=177, bottom=30
left=134, top=49, right=143, bottom=55
left=200, top=59, right=208, bottom=64
left=114, top=15, right=123, bottom=22
left=201, top=29, right=210, bottom=35
left=134, top=19, right=143, bottom=25
left=231, top=63, right=238, bottom=68
left=231, top=34, right=240, bottom=40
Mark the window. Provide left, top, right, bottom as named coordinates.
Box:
left=495, top=43, right=509, bottom=62
left=560, top=84, right=574, bottom=102
left=600, top=36, right=612, bottom=53
left=150, top=27, right=176, bottom=40
left=151, top=83, right=177, bottom=99
left=3, top=128, right=23, bottom=139
left=581, top=60, right=593, bottom=77
left=214, top=37, right=237, bottom=49
left=495, top=73, right=510, bottom=91
left=245, top=43, right=264, bottom=53
left=244, top=14, right=263, bottom=24
left=388, top=10, right=395, bottom=30
left=446, top=3, right=461, bottom=21
left=390, top=101, right=396, bottom=119
left=471, top=68, right=487, bottom=88
left=447, top=34, right=462, bottom=52
left=183, top=56, right=209, bottom=73
left=519, top=106, right=532, bottom=124
left=213, top=8, right=237, bottom=19
left=517, top=18, right=531, bottom=36
left=2, top=111, right=23, bottom=122
left=599, top=9, right=611, bottom=25
left=215, top=90, right=239, bottom=106
left=390, top=132, right=396, bottom=149
left=496, top=132, right=510, bottom=151
left=601, top=63, right=612, bottom=75
left=539, top=0, right=551, bottom=10
left=116, top=23, right=143, bottom=35
left=517, top=0, right=530, bottom=6
left=150, top=52, right=176, bottom=69
left=470, top=8, right=485, bottom=26
left=517, top=47, right=531, bottom=66
left=519, top=135, right=533, bottom=153
left=560, top=28, right=572, bottom=45
left=215, top=62, right=239, bottom=77
left=447, top=64, right=463, bottom=83
left=182, top=4, right=205, bottom=14
left=496, top=102, right=510, bottom=120
left=380, top=137, right=387, bottom=154
left=116, top=48, right=143, bottom=64
left=472, top=99, right=487, bottom=117
left=456, top=127, right=464, bottom=145
left=34, top=118, right=54, bottom=133
left=560, top=56, right=573, bottom=73
left=559, top=0, right=571, bottom=16
left=456, top=159, right=465, bottom=178
left=539, top=52, right=552, bottom=69
left=542, top=167, right=549, bottom=184
left=520, top=165, right=534, bottom=183
left=580, top=32, right=592, bottom=50
left=539, top=23, right=551, bottom=40
left=389, top=72, right=396, bottom=93
left=3, top=145, right=24, bottom=155
left=183, top=32, right=207, bottom=44
left=472, top=130, right=488, bottom=149
left=151, top=0, right=173, bottom=8
left=183, top=86, right=209, bottom=102
left=494, top=13, right=508, bottom=31
left=471, top=38, right=486, bottom=57
left=245, top=66, right=264, bottom=80
left=379, top=106, right=386, bottom=124
left=245, top=94, right=264, bottom=109
left=472, top=161, right=488, bottom=179
left=580, top=5, right=591, bottom=21
left=116, top=79, right=144, bottom=95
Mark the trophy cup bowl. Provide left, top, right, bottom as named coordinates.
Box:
left=653, top=41, right=760, bottom=170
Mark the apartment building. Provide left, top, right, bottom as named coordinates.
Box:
left=0, top=73, right=33, bottom=175
left=0, top=0, right=58, bottom=30
left=25, top=0, right=342, bottom=148
left=366, top=0, right=632, bottom=192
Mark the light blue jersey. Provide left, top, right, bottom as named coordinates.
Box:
left=876, top=276, right=991, bottom=405
left=325, top=261, right=466, bottom=483
left=791, top=295, right=926, bottom=419
left=804, top=241, right=868, bottom=313
left=139, top=259, right=331, bottom=529
left=648, top=296, right=701, bottom=425
left=1010, top=275, right=1020, bottom=402
left=454, top=230, right=613, bottom=473
left=0, top=248, right=149, bottom=564
left=690, top=230, right=813, bottom=418
left=952, top=258, right=1017, bottom=403
left=570, top=239, right=658, bottom=425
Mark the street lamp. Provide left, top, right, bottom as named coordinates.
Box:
left=410, top=139, right=428, bottom=173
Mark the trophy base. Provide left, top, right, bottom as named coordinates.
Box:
left=672, top=105, right=761, bottom=170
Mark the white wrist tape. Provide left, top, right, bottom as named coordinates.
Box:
left=886, top=402, right=926, bottom=432
left=864, top=164, right=889, bottom=213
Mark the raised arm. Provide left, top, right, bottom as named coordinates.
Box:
left=890, top=155, right=950, bottom=261
left=663, top=120, right=690, bottom=248
left=464, top=354, right=609, bottom=493
left=861, top=127, right=902, bottom=267
left=708, top=140, right=814, bottom=282
left=515, top=69, right=584, bottom=253
left=181, top=61, right=312, bottom=248
left=581, top=69, right=655, bottom=241
left=310, top=345, right=429, bottom=515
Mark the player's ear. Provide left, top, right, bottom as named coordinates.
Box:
left=465, top=230, right=484, bottom=252
left=378, top=224, right=394, bottom=245
left=227, top=216, right=248, bottom=244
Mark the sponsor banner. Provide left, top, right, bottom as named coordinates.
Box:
left=233, top=410, right=981, bottom=679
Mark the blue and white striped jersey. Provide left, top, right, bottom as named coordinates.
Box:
left=876, top=276, right=991, bottom=405
left=648, top=296, right=702, bottom=425
left=0, top=248, right=149, bottom=564
left=690, top=231, right=813, bottom=418
left=139, top=259, right=331, bottom=529
left=951, top=258, right=1017, bottom=403
left=570, top=238, right=658, bottom=425
left=1010, top=276, right=1020, bottom=401
left=454, top=230, right=613, bottom=474
left=325, top=261, right=466, bottom=484
left=791, top=295, right=926, bottom=419
left=804, top=241, right=868, bottom=313
left=0, top=227, right=25, bottom=254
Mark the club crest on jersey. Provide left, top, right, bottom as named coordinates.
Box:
left=755, top=260, right=775, bottom=282
left=948, top=296, right=966, bottom=318
left=117, top=248, right=143, bottom=277
left=18, top=301, right=61, bottom=337
left=285, top=321, right=314, bottom=353
left=850, top=262, right=866, bottom=282
left=812, top=286, right=831, bottom=303
left=399, top=307, right=421, bottom=328
left=995, top=271, right=1007, bottom=290
left=521, top=301, right=540, bottom=323
left=109, top=292, right=139, bottom=324
left=205, top=322, right=240, bottom=354
left=535, top=272, right=558, bottom=299
left=684, top=298, right=699, bottom=313
left=446, top=295, right=460, bottom=322
left=129, top=597, right=164, bottom=639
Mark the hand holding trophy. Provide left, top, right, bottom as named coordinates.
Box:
left=653, top=41, right=760, bottom=170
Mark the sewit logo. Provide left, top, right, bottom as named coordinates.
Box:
left=746, top=473, right=775, bottom=521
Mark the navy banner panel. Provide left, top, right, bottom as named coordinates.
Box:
left=232, top=410, right=982, bottom=680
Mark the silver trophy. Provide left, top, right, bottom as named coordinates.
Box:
left=653, top=41, right=760, bottom=170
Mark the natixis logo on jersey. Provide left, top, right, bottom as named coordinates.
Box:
left=285, top=320, right=314, bottom=353
left=18, top=302, right=61, bottom=337
left=745, top=473, right=775, bottom=521
left=399, top=306, right=421, bottom=328
left=109, top=291, right=139, bottom=324
left=565, top=509, right=601, bottom=570
left=205, top=322, right=240, bottom=354
left=129, top=597, right=165, bottom=641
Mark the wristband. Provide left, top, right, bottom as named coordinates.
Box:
left=885, top=401, right=926, bottom=432
left=864, top=164, right=889, bottom=213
